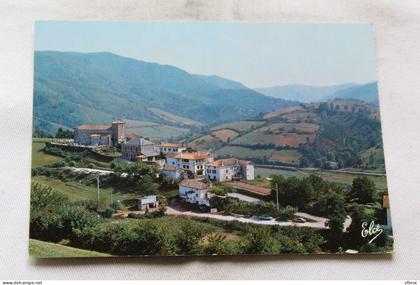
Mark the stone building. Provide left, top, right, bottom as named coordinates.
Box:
left=121, top=137, right=160, bottom=162
left=74, top=120, right=125, bottom=146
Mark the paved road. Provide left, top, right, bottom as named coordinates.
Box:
left=63, top=167, right=114, bottom=175
left=166, top=204, right=352, bottom=230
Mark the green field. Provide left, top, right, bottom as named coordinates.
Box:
left=29, top=239, right=111, bottom=257
left=255, top=167, right=388, bottom=190
left=231, top=130, right=279, bottom=145
left=215, top=146, right=300, bottom=164
left=124, top=119, right=159, bottom=127
left=31, top=142, right=64, bottom=167
left=31, top=175, right=139, bottom=206
left=210, top=120, right=265, bottom=132
left=149, top=107, right=203, bottom=126
left=125, top=124, right=190, bottom=139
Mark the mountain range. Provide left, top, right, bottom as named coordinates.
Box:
left=33, top=51, right=379, bottom=137
left=33, top=51, right=293, bottom=135
left=255, top=82, right=379, bottom=105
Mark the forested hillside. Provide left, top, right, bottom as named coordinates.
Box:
left=33, top=51, right=292, bottom=135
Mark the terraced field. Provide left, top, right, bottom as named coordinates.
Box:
left=215, top=146, right=300, bottom=164
left=210, top=120, right=265, bottom=132
left=212, top=129, right=239, bottom=142
left=189, top=135, right=221, bottom=151
left=149, top=107, right=203, bottom=126
left=125, top=124, right=190, bottom=139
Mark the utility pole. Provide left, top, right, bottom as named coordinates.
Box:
left=97, top=175, right=100, bottom=210
left=110, top=189, right=113, bottom=209
left=275, top=183, right=280, bottom=211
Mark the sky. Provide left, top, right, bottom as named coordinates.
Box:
left=35, top=22, right=377, bottom=88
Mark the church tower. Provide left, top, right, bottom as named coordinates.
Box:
left=111, top=120, right=125, bottom=146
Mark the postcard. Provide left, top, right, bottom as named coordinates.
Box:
left=29, top=22, right=392, bottom=257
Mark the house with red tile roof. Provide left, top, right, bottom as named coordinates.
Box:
left=205, top=158, right=254, bottom=182
left=165, top=151, right=214, bottom=178
left=179, top=179, right=210, bottom=206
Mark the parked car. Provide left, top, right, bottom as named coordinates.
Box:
left=257, top=215, right=273, bottom=221
left=293, top=217, right=306, bottom=223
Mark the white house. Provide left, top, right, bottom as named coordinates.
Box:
left=205, top=158, right=254, bottom=182
left=165, top=151, right=214, bottom=178
left=179, top=179, right=210, bottom=206
left=138, top=195, right=158, bottom=211
left=157, top=143, right=187, bottom=155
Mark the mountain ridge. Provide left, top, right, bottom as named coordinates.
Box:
left=255, top=82, right=378, bottom=104
left=33, top=51, right=293, bottom=135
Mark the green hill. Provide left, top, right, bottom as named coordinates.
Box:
left=191, top=99, right=384, bottom=169
left=33, top=51, right=292, bottom=135
left=29, top=239, right=111, bottom=257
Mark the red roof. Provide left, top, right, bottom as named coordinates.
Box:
left=162, top=165, right=177, bottom=171
left=126, top=133, right=142, bottom=140
left=179, top=179, right=209, bottom=190
left=207, top=158, right=252, bottom=167
left=169, top=151, right=213, bottom=160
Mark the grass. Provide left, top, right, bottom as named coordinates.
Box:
left=149, top=107, right=203, bottom=126
left=255, top=167, right=388, bottom=190
left=31, top=142, right=63, bottom=167
left=210, top=120, right=265, bottom=132
left=125, top=215, right=223, bottom=234
left=29, top=239, right=111, bottom=257
left=212, top=129, right=239, bottom=142
left=124, top=119, right=159, bottom=127
left=189, top=135, right=221, bottom=151
left=125, top=124, right=190, bottom=139
left=231, top=128, right=315, bottom=147
left=32, top=137, right=54, bottom=143
left=215, top=146, right=300, bottom=164
left=31, top=175, right=138, bottom=206
left=231, top=130, right=278, bottom=145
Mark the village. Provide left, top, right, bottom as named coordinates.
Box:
left=47, top=119, right=334, bottom=227
left=29, top=116, right=393, bottom=257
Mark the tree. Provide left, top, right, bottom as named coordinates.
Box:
left=324, top=192, right=347, bottom=234
left=242, top=227, right=279, bottom=254
left=349, top=177, right=378, bottom=204
left=299, top=157, right=309, bottom=168
left=174, top=223, right=205, bottom=255
left=55, top=128, right=74, bottom=139
left=347, top=204, right=376, bottom=249
left=203, top=232, right=231, bottom=255
left=271, top=175, right=316, bottom=211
